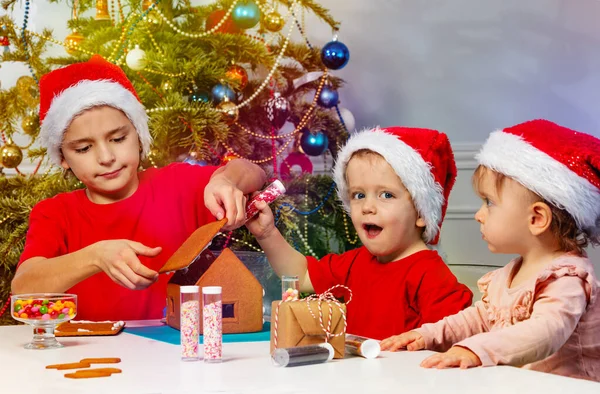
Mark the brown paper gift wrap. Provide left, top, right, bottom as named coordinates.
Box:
left=270, top=300, right=346, bottom=359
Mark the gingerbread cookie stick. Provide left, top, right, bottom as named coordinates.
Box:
left=46, top=362, right=90, bottom=370
left=64, top=371, right=112, bottom=379
left=80, top=357, right=121, bottom=364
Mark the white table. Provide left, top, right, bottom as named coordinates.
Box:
left=0, top=323, right=598, bottom=394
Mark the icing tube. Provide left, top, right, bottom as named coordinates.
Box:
left=245, top=179, right=286, bottom=221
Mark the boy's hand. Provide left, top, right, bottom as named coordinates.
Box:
left=204, top=174, right=247, bottom=231
left=420, top=346, right=482, bottom=369
left=92, top=240, right=161, bottom=290
left=245, top=200, right=276, bottom=240
left=380, top=331, right=426, bottom=352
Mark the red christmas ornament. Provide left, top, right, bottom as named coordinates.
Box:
left=280, top=152, right=313, bottom=181
left=0, top=36, right=9, bottom=47
left=225, top=64, right=248, bottom=89
left=206, top=10, right=241, bottom=34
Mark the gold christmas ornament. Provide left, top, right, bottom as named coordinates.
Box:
left=65, top=30, right=85, bottom=55
left=263, top=11, right=284, bottom=32
left=161, top=81, right=173, bottom=91
left=21, top=114, right=39, bottom=136
left=217, top=100, right=239, bottom=125
left=95, top=0, right=111, bottom=21
left=126, top=45, right=147, bottom=71
left=16, top=76, right=39, bottom=107
left=0, top=141, right=23, bottom=169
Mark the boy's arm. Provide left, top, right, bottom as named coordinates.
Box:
left=255, top=228, right=314, bottom=293
left=245, top=200, right=314, bottom=293
left=210, top=158, right=267, bottom=194
left=13, top=249, right=101, bottom=294
left=12, top=240, right=161, bottom=294
left=204, top=159, right=267, bottom=230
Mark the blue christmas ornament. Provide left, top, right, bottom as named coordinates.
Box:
left=321, top=39, right=350, bottom=70
left=317, top=85, right=339, bottom=108
left=211, top=83, right=236, bottom=104
left=190, top=89, right=209, bottom=103
left=232, top=1, right=261, bottom=30
left=300, top=129, right=329, bottom=156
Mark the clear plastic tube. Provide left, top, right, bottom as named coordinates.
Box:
left=202, top=286, right=222, bottom=363
left=281, top=275, right=300, bottom=301
left=180, top=286, right=200, bottom=361
left=345, top=334, right=380, bottom=359
left=271, top=343, right=334, bottom=367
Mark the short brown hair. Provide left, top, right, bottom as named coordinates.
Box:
left=344, top=149, right=384, bottom=183
left=472, top=165, right=587, bottom=256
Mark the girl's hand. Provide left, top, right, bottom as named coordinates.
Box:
left=380, top=331, right=425, bottom=351
left=420, top=346, right=482, bottom=369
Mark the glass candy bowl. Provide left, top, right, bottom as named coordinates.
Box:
left=11, top=293, right=78, bottom=349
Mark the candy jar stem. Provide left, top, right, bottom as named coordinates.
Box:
left=26, top=323, right=61, bottom=349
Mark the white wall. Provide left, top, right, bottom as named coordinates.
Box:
left=2, top=0, right=599, bottom=273
left=441, top=143, right=600, bottom=277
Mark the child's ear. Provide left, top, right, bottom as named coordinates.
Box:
left=416, top=217, right=426, bottom=228
left=60, top=154, right=70, bottom=171
left=528, top=201, right=553, bottom=236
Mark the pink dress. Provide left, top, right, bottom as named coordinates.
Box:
left=416, top=255, right=600, bottom=381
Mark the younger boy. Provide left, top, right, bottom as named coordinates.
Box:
left=246, top=126, right=472, bottom=340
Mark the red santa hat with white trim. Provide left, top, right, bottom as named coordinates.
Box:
left=39, top=54, right=151, bottom=166
left=333, top=126, right=457, bottom=245
left=476, top=119, right=600, bottom=242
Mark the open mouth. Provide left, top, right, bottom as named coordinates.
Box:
left=363, top=223, right=383, bottom=238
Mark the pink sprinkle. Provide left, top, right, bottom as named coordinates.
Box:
left=181, top=300, right=199, bottom=359
left=41, top=314, right=50, bottom=320
left=31, top=307, right=39, bottom=313
left=203, top=300, right=222, bottom=360
left=62, top=308, right=69, bottom=314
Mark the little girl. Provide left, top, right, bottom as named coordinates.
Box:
left=381, top=119, right=600, bottom=382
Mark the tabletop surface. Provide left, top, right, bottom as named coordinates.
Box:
left=1, top=323, right=598, bottom=394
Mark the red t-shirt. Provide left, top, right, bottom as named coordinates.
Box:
left=307, top=247, right=473, bottom=340
left=18, top=163, right=218, bottom=321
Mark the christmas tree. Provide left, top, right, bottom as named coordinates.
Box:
left=0, top=0, right=359, bottom=324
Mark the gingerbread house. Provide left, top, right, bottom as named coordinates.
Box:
left=166, top=248, right=264, bottom=334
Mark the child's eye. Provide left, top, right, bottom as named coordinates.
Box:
left=112, top=135, right=126, bottom=143
left=74, top=146, right=91, bottom=154
left=380, top=192, right=394, bottom=199
left=484, top=197, right=493, bottom=207
left=351, top=192, right=365, bottom=200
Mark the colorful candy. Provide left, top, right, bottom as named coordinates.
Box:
left=12, top=297, right=77, bottom=321
left=281, top=275, right=300, bottom=301
left=282, top=287, right=299, bottom=301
